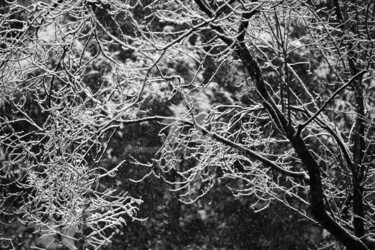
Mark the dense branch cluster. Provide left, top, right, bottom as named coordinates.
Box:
left=1, top=0, right=375, bottom=249
left=1, top=1, right=143, bottom=248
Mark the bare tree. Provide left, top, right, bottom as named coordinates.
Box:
left=0, top=1, right=143, bottom=249
left=2, top=0, right=375, bottom=249
left=120, top=1, right=375, bottom=249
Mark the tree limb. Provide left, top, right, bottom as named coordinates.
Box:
left=296, top=70, right=368, bottom=137
left=118, top=116, right=310, bottom=181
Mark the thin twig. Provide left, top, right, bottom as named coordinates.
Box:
left=296, top=70, right=368, bottom=136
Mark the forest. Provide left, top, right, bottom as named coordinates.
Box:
left=1, top=0, right=375, bottom=249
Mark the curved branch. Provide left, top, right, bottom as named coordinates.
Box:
left=296, top=70, right=368, bottom=137
left=118, top=116, right=310, bottom=181
left=193, top=122, right=310, bottom=181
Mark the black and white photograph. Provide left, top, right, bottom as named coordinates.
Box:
left=1, top=0, right=375, bottom=249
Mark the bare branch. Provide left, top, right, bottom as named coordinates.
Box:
left=296, top=70, right=368, bottom=137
